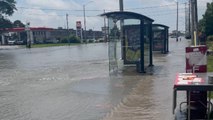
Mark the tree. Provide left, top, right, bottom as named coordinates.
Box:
left=198, top=18, right=205, bottom=33
left=0, top=0, right=17, bottom=16
left=199, top=2, right=213, bottom=36
left=0, top=17, right=12, bottom=28
left=13, top=20, right=25, bottom=28
left=0, top=0, right=17, bottom=30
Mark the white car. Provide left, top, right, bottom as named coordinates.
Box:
left=8, top=40, right=15, bottom=45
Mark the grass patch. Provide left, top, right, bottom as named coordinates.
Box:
left=207, top=41, right=213, bottom=72
left=31, top=43, right=80, bottom=48
left=208, top=55, right=213, bottom=72
left=207, top=41, right=213, bottom=50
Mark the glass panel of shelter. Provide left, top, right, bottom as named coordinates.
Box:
left=153, top=26, right=164, bottom=52
left=107, top=16, right=153, bottom=73
left=108, top=18, right=120, bottom=73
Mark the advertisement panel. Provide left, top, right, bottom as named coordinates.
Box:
left=123, top=25, right=140, bottom=64
left=185, top=45, right=207, bottom=73
left=153, top=30, right=164, bottom=51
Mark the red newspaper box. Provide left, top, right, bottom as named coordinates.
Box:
left=185, top=45, right=207, bottom=73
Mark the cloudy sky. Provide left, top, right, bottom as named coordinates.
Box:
left=10, top=0, right=212, bottom=32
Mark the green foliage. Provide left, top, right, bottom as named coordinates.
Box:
left=198, top=19, right=205, bottom=32
left=61, top=37, right=68, bottom=43
left=88, top=39, right=94, bottom=43
left=208, top=55, right=213, bottom=72
left=0, top=0, right=17, bottom=16
left=207, top=35, right=213, bottom=41
left=61, top=35, right=81, bottom=43
left=69, top=35, right=81, bottom=43
left=0, top=0, right=16, bottom=31
left=13, top=20, right=25, bottom=27
left=200, top=2, right=213, bottom=36
left=0, top=17, right=12, bottom=29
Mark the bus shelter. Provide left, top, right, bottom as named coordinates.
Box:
left=152, top=24, right=169, bottom=54
left=100, top=11, right=154, bottom=73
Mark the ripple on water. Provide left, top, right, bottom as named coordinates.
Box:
left=0, top=80, right=11, bottom=86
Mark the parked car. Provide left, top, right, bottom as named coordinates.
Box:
left=8, top=40, right=15, bottom=45
left=15, top=40, right=24, bottom=45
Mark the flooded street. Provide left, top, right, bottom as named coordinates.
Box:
left=0, top=39, right=189, bottom=120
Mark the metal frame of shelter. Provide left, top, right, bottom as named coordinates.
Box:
left=152, top=24, right=169, bottom=54
left=100, top=11, right=154, bottom=73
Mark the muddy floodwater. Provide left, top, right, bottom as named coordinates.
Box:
left=0, top=39, right=191, bottom=120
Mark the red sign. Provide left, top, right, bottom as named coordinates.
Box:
left=185, top=45, right=207, bottom=73
left=76, top=21, right=82, bottom=29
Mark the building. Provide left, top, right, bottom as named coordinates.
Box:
left=0, top=27, right=104, bottom=45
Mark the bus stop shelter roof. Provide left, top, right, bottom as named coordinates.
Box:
left=100, top=11, right=154, bottom=22
left=152, top=24, right=169, bottom=29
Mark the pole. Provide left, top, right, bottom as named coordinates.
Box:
left=194, top=0, right=198, bottom=45
left=83, top=5, right=86, bottom=43
left=66, top=13, right=70, bottom=45
left=185, top=2, right=186, bottom=35
left=191, top=0, right=195, bottom=45
left=176, top=1, right=179, bottom=42
left=189, top=0, right=191, bottom=38
left=26, top=22, right=31, bottom=48
left=66, top=13, right=69, bottom=30
left=190, top=0, right=198, bottom=46
left=104, top=9, right=107, bottom=42
left=119, top=0, right=124, bottom=59
left=119, top=0, right=123, bottom=11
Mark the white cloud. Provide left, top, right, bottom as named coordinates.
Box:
left=10, top=0, right=212, bottom=31
left=25, top=0, right=79, bottom=9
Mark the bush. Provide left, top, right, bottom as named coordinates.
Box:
left=207, top=35, right=213, bottom=41
left=60, top=36, right=81, bottom=43
left=99, top=39, right=104, bottom=42
left=61, top=38, right=68, bottom=43
left=68, top=36, right=81, bottom=43
left=88, top=39, right=94, bottom=43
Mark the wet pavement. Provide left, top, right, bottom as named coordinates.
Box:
left=0, top=39, right=210, bottom=120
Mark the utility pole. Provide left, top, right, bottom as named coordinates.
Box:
left=104, top=9, right=107, bottom=42
left=25, top=22, right=31, bottom=48
left=185, top=2, right=187, bottom=36
left=119, top=0, right=124, bottom=59
left=119, top=0, right=124, bottom=11
left=189, top=0, right=191, bottom=38
left=176, top=1, right=179, bottom=42
left=194, top=0, right=198, bottom=44
left=190, top=0, right=198, bottom=45
left=66, top=13, right=70, bottom=45
left=83, top=5, right=86, bottom=43
left=66, top=14, right=69, bottom=30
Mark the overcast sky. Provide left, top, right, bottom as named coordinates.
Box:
left=10, top=0, right=212, bottom=32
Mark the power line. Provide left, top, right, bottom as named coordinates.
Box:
left=16, top=3, right=188, bottom=13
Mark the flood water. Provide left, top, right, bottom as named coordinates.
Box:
left=0, top=39, right=191, bottom=120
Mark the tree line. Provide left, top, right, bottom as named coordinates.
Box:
left=198, top=2, right=213, bottom=41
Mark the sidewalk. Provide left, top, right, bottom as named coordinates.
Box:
left=102, top=38, right=213, bottom=120
left=0, top=45, right=20, bottom=50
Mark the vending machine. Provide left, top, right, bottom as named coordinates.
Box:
left=186, top=45, right=207, bottom=73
